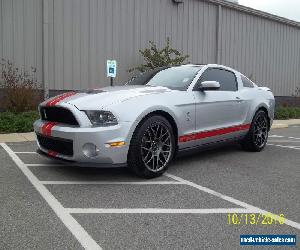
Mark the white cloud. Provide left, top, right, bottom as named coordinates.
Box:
left=239, top=0, right=300, bottom=22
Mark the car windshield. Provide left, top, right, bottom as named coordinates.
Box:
left=126, top=66, right=202, bottom=90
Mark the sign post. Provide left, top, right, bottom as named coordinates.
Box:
left=106, top=60, right=117, bottom=86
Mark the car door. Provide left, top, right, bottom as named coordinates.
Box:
left=192, top=67, right=248, bottom=145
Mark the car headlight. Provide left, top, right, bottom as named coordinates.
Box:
left=84, top=110, right=118, bottom=126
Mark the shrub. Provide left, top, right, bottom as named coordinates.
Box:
left=274, top=106, right=300, bottom=120
left=129, top=38, right=189, bottom=73
left=0, top=111, right=39, bottom=133
left=0, top=59, right=42, bottom=113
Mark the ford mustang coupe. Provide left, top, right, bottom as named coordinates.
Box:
left=34, top=64, right=275, bottom=178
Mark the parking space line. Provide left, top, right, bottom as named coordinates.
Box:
left=288, top=136, right=300, bottom=140
left=270, top=135, right=300, bottom=140
left=0, top=143, right=102, bottom=250
left=267, top=144, right=300, bottom=150
left=268, top=140, right=300, bottom=143
left=41, top=181, right=183, bottom=185
left=66, top=208, right=256, bottom=214
left=164, top=173, right=300, bottom=230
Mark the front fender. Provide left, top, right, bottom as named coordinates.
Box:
left=123, top=105, right=179, bottom=144
left=251, top=99, right=275, bottom=127
left=107, top=91, right=195, bottom=144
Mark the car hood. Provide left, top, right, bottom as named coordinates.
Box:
left=53, top=85, right=171, bottom=110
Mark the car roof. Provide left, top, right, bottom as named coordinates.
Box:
left=183, top=63, right=233, bottom=69
left=147, top=64, right=239, bottom=75
left=186, top=63, right=240, bottom=73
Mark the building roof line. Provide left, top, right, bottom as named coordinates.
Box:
left=204, top=0, right=300, bottom=29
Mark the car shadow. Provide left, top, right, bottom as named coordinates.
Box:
left=38, top=142, right=244, bottom=180
left=169, top=141, right=245, bottom=170
left=175, top=141, right=242, bottom=162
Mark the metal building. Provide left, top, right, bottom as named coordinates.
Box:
left=0, top=0, right=299, bottom=97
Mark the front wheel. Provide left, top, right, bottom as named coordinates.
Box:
left=128, top=115, right=175, bottom=178
left=241, top=110, right=269, bottom=152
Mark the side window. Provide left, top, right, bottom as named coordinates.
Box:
left=199, top=68, right=238, bottom=91
left=241, top=75, right=254, bottom=88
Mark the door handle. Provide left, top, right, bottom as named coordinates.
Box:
left=235, top=97, right=243, bottom=103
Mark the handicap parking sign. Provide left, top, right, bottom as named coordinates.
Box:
left=107, top=60, right=117, bottom=78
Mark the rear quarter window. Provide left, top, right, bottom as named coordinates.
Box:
left=241, top=75, right=254, bottom=88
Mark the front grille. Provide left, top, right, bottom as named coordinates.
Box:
left=40, top=106, right=79, bottom=126
left=37, top=134, right=73, bottom=156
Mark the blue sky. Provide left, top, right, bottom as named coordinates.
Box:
left=239, top=0, right=300, bottom=22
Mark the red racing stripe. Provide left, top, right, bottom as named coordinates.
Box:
left=179, top=124, right=251, bottom=143
left=40, top=122, right=58, bottom=136
left=46, top=91, right=76, bottom=107
left=48, top=150, right=58, bottom=157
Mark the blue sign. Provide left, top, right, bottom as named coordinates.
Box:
left=107, top=60, right=117, bottom=78
left=109, top=67, right=114, bottom=74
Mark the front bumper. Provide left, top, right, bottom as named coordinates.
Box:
left=33, top=119, right=131, bottom=166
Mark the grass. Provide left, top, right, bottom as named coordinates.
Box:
left=0, top=111, right=39, bottom=133
left=274, top=106, right=300, bottom=120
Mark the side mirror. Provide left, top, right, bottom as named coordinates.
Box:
left=195, top=81, right=220, bottom=91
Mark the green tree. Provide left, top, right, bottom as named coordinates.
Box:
left=129, top=38, right=189, bottom=73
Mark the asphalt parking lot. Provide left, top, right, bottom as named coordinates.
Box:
left=0, top=126, right=299, bottom=250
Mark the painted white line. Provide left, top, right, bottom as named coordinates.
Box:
left=288, top=136, right=300, bottom=140
left=269, top=135, right=284, bottom=138
left=41, top=181, right=183, bottom=185
left=26, top=163, right=65, bottom=167
left=67, top=208, right=256, bottom=214
left=0, top=143, right=102, bottom=250
left=270, top=135, right=300, bottom=140
left=164, top=173, right=300, bottom=230
left=268, top=140, right=300, bottom=143
left=267, top=143, right=300, bottom=150
left=14, top=151, right=37, bottom=154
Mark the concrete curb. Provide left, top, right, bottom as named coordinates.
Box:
left=0, top=119, right=299, bottom=142
left=0, top=132, right=35, bottom=143
left=271, top=124, right=289, bottom=129
left=271, top=119, right=300, bottom=130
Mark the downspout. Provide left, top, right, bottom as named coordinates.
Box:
left=216, top=4, right=222, bottom=64
left=42, top=0, right=49, bottom=100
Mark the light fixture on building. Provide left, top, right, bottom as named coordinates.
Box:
left=172, top=0, right=183, bottom=3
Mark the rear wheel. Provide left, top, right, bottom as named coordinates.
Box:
left=241, top=110, right=269, bottom=152
left=128, top=115, right=175, bottom=178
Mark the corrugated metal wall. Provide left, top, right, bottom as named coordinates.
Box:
left=43, top=0, right=217, bottom=91
left=0, top=0, right=43, bottom=83
left=1, top=0, right=300, bottom=96
left=219, top=7, right=300, bottom=96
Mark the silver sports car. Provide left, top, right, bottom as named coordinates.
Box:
left=34, top=64, right=275, bottom=178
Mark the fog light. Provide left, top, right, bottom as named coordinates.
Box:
left=82, top=143, right=100, bottom=158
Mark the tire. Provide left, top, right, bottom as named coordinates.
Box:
left=241, top=110, right=269, bottom=152
left=128, top=115, right=176, bottom=178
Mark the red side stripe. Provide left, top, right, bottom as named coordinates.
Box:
left=48, top=150, right=58, bottom=157
left=179, top=124, right=251, bottom=143
left=46, top=91, right=76, bottom=107
left=40, top=122, right=58, bottom=136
